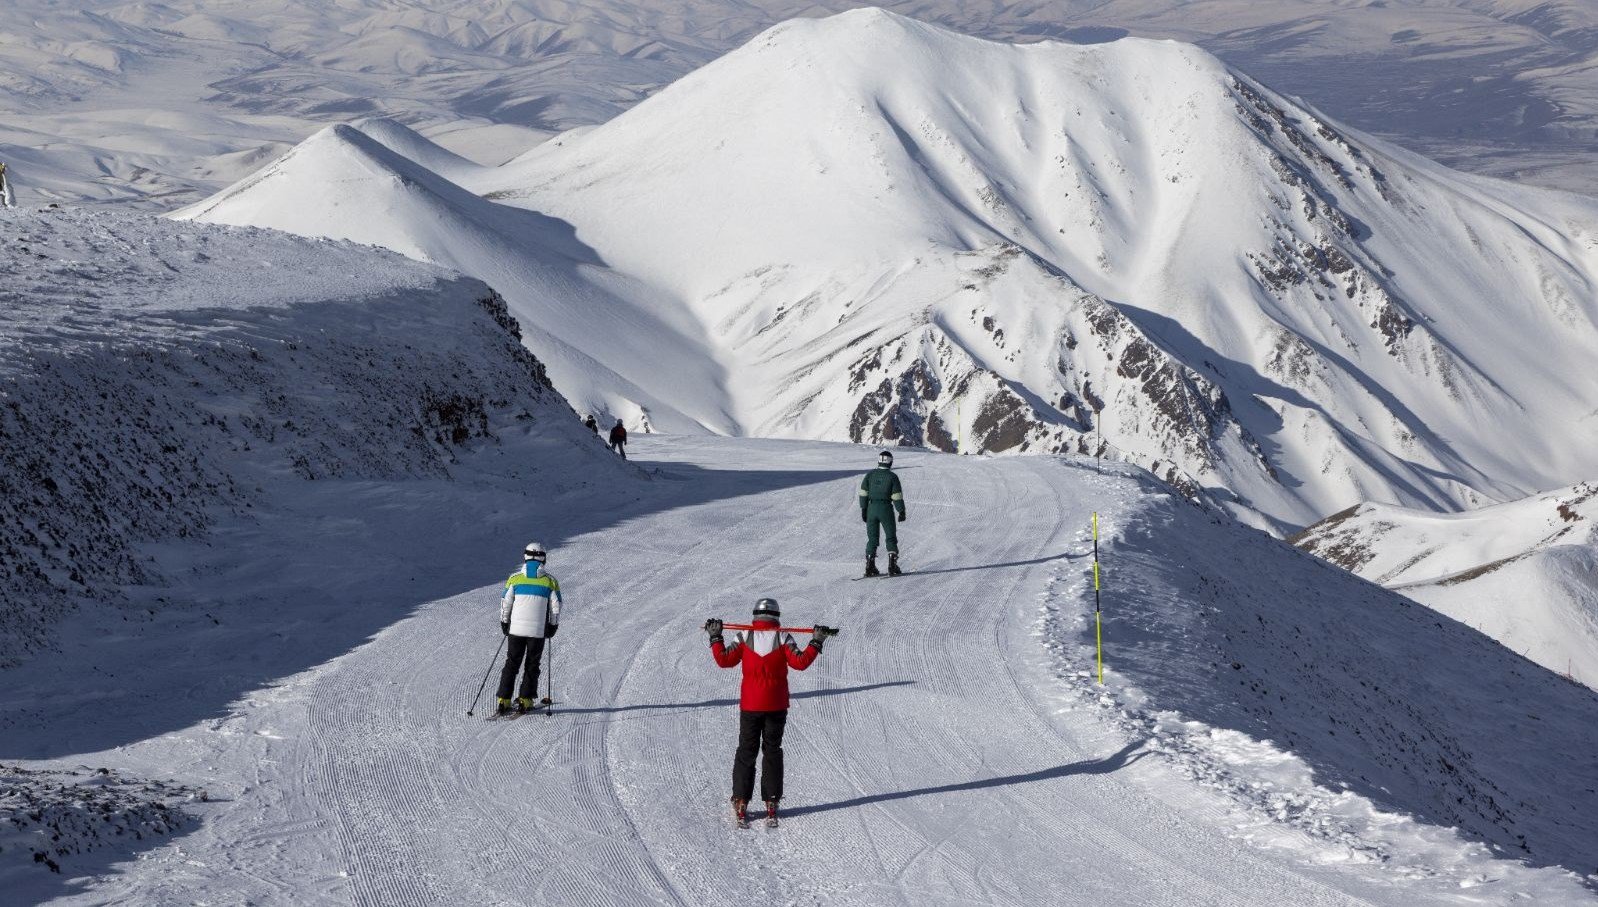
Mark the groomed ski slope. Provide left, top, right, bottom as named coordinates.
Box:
left=31, top=437, right=1595, bottom=906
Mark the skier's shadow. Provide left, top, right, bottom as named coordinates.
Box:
left=908, top=550, right=1082, bottom=577
left=561, top=680, right=914, bottom=722
left=785, top=739, right=1148, bottom=817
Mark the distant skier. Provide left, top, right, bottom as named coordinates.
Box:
left=495, top=542, right=563, bottom=716
left=704, top=599, right=833, bottom=828
left=859, top=449, right=907, bottom=576
left=608, top=419, right=628, bottom=458
left=584, top=414, right=599, bottom=434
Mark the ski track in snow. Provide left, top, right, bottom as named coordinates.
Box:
left=115, top=439, right=1540, bottom=907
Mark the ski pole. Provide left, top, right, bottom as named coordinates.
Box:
left=1093, top=512, right=1103, bottom=684
left=466, top=634, right=507, bottom=717
left=544, top=637, right=554, bottom=717
left=719, top=623, right=839, bottom=636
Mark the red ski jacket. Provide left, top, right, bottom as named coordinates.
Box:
left=711, top=627, right=819, bottom=711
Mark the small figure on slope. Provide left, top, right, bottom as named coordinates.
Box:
left=859, top=449, right=907, bottom=576
left=495, top=542, right=563, bottom=716
left=704, top=599, right=834, bottom=828
left=0, top=161, right=14, bottom=209
left=583, top=413, right=599, bottom=434
left=608, top=419, right=628, bottom=459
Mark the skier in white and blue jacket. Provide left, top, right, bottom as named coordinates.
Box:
left=496, top=541, right=563, bottom=715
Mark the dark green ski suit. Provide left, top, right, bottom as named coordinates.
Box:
left=859, top=465, right=906, bottom=556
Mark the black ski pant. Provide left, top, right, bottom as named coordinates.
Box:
left=496, top=634, right=546, bottom=701
left=733, top=709, right=788, bottom=802
left=611, top=440, right=627, bottom=459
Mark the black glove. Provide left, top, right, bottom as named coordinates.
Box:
left=897, top=511, right=906, bottom=522
left=813, top=625, right=839, bottom=639
left=704, top=618, right=724, bottom=643
left=500, top=621, right=510, bottom=637
left=545, top=623, right=558, bottom=638
left=861, top=510, right=868, bottom=523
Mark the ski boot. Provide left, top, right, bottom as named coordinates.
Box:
left=865, top=555, right=881, bottom=578
left=764, top=800, right=780, bottom=828
left=888, top=553, right=903, bottom=576
left=515, top=697, right=535, bottom=715
left=491, top=698, right=514, bottom=719
left=732, top=797, right=751, bottom=829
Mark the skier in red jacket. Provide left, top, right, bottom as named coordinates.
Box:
left=705, top=598, right=833, bottom=827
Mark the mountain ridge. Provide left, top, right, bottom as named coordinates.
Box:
left=186, top=10, right=1598, bottom=532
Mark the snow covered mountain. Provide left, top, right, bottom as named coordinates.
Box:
left=185, top=11, right=1598, bottom=533
left=174, top=118, right=724, bottom=433
left=0, top=205, right=603, bottom=667
left=3, top=0, right=1596, bottom=208
left=1292, top=482, right=1598, bottom=689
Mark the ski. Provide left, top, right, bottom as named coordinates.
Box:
left=764, top=815, right=779, bottom=829
left=852, top=572, right=910, bottom=581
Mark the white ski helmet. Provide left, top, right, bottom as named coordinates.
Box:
left=753, top=597, right=780, bottom=619
left=878, top=449, right=894, bottom=465
left=524, top=542, right=547, bottom=561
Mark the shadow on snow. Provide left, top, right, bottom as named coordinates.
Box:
left=562, top=680, right=916, bottom=724
left=786, top=740, right=1148, bottom=817
left=0, top=438, right=859, bottom=759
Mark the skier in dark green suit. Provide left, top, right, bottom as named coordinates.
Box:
left=859, top=449, right=907, bottom=576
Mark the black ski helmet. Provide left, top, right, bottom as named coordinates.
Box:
left=752, top=597, right=780, bottom=619
left=878, top=449, right=894, bottom=465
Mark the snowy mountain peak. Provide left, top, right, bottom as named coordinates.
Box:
left=345, top=116, right=478, bottom=179
left=187, top=11, right=1598, bottom=532
left=177, top=121, right=508, bottom=266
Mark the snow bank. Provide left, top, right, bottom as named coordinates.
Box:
left=0, top=764, right=197, bottom=883
left=0, top=206, right=572, bottom=666
left=1049, top=475, right=1598, bottom=887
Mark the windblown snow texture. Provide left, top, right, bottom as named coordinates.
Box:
left=0, top=764, right=198, bottom=878
left=188, top=11, right=1598, bottom=534
left=0, top=206, right=568, bottom=666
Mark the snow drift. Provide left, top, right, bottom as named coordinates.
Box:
left=189, top=10, right=1598, bottom=534
left=1292, top=482, right=1598, bottom=689
left=1069, top=465, right=1598, bottom=889
left=0, top=206, right=578, bottom=666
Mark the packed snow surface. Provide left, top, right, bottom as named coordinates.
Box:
left=185, top=12, right=1598, bottom=536
left=2, top=0, right=1597, bottom=208
left=1294, top=482, right=1598, bottom=690
left=4, top=436, right=1598, bottom=904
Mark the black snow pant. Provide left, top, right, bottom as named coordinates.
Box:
left=611, top=440, right=627, bottom=459
left=496, top=634, right=546, bottom=701
left=732, top=710, right=788, bottom=803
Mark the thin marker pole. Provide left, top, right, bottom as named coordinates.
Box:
left=1093, top=512, right=1103, bottom=684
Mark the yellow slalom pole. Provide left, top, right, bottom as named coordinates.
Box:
left=1093, top=512, right=1103, bottom=684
